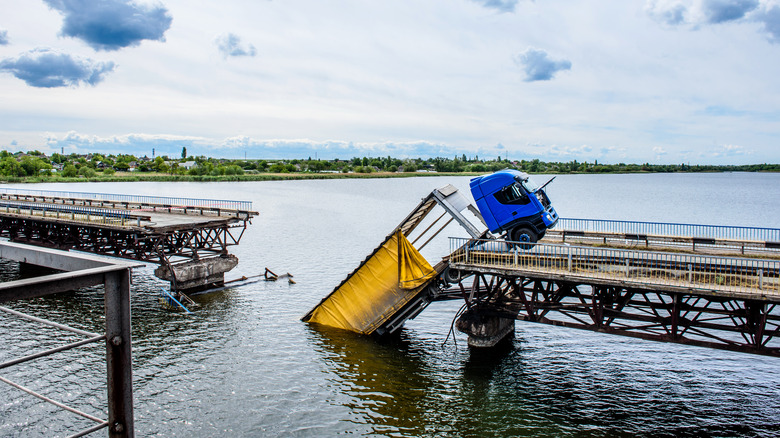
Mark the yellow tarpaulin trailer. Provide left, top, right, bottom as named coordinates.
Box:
left=302, top=184, right=486, bottom=335
left=303, top=230, right=437, bottom=334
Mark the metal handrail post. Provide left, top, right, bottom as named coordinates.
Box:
left=104, top=269, right=134, bottom=437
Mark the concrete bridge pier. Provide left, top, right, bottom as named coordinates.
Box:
left=154, top=254, right=239, bottom=292
left=456, top=308, right=516, bottom=348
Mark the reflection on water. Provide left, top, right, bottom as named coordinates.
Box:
left=310, top=321, right=780, bottom=437
left=1, top=174, right=780, bottom=437
left=309, top=325, right=440, bottom=435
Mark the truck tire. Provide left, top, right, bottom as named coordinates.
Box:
left=511, top=226, right=537, bottom=250
left=443, top=267, right=462, bottom=284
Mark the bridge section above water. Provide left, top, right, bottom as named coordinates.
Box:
left=0, top=187, right=257, bottom=291
left=444, top=237, right=780, bottom=356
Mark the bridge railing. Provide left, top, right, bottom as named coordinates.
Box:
left=556, top=218, right=780, bottom=242
left=449, top=237, right=780, bottom=295
left=0, top=187, right=253, bottom=211
left=0, top=200, right=142, bottom=226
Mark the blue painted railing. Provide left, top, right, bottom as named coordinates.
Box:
left=0, top=200, right=140, bottom=225
left=0, top=187, right=252, bottom=211
left=557, top=218, right=780, bottom=242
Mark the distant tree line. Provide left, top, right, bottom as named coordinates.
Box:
left=0, top=149, right=777, bottom=180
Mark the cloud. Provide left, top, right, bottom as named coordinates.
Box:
left=46, top=131, right=199, bottom=156
left=526, top=144, right=630, bottom=163
left=545, top=144, right=594, bottom=158
left=701, top=0, right=759, bottom=23
left=39, top=132, right=459, bottom=159
left=599, top=146, right=629, bottom=159
left=709, top=143, right=753, bottom=157
left=645, top=0, right=759, bottom=25
left=702, top=105, right=750, bottom=116
left=217, top=137, right=452, bottom=159
left=215, top=33, right=257, bottom=58
left=514, top=48, right=572, bottom=81
left=0, top=29, right=8, bottom=45
left=645, top=0, right=780, bottom=43
left=652, top=146, right=668, bottom=158
left=471, top=0, right=519, bottom=13
left=0, top=48, right=115, bottom=87
left=43, top=0, right=172, bottom=51
left=756, top=4, right=780, bottom=42
left=645, top=0, right=689, bottom=25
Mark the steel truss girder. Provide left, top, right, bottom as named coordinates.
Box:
left=0, top=216, right=247, bottom=265
left=444, top=271, right=780, bottom=357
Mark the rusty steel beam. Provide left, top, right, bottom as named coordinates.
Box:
left=439, top=270, right=780, bottom=357
left=0, top=215, right=246, bottom=265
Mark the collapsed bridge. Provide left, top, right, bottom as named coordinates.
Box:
left=0, top=187, right=257, bottom=292
left=304, top=184, right=780, bottom=357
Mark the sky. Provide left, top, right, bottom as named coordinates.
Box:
left=0, top=0, right=778, bottom=164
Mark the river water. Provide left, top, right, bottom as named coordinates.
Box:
left=1, top=172, right=779, bottom=437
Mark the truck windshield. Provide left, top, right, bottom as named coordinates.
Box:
left=520, top=177, right=539, bottom=193
left=494, top=183, right=530, bottom=205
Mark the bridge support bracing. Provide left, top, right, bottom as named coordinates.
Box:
left=439, top=270, right=780, bottom=356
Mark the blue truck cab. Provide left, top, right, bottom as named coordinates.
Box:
left=470, top=169, right=558, bottom=245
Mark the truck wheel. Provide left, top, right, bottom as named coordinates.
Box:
left=511, top=227, right=537, bottom=250
left=444, top=267, right=461, bottom=284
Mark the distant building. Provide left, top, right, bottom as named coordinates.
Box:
left=179, top=161, right=198, bottom=170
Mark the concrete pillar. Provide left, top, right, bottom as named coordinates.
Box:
left=154, top=254, right=238, bottom=292
left=456, top=308, right=516, bottom=348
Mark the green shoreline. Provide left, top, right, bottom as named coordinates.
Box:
left=2, top=150, right=778, bottom=183
left=0, top=171, right=468, bottom=184
left=2, top=169, right=778, bottom=185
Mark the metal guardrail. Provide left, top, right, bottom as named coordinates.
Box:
left=0, top=187, right=253, bottom=211
left=557, top=218, right=780, bottom=242
left=449, top=237, right=780, bottom=296
left=0, top=306, right=110, bottom=437
left=0, top=200, right=142, bottom=226
left=0, top=242, right=137, bottom=437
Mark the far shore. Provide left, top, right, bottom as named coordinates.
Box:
left=0, top=170, right=470, bottom=184
left=2, top=169, right=777, bottom=185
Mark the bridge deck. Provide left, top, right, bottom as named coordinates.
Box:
left=136, top=211, right=247, bottom=232
left=0, top=189, right=256, bottom=234
left=448, top=238, right=780, bottom=301
left=0, top=188, right=256, bottom=265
